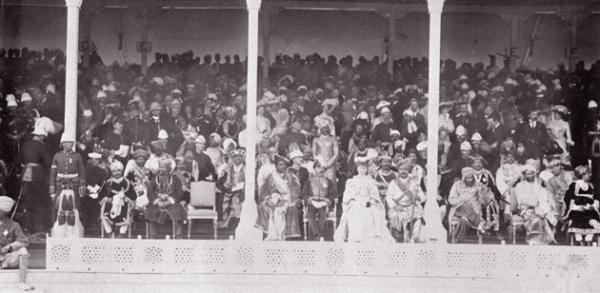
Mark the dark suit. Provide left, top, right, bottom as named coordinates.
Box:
left=148, top=115, right=176, bottom=141
left=515, top=121, right=549, bottom=161
left=485, top=123, right=510, bottom=147
left=126, top=118, right=150, bottom=145
left=485, top=123, right=510, bottom=171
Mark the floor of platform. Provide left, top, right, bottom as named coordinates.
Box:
left=0, top=270, right=591, bottom=293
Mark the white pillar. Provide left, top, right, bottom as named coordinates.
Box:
left=421, top=0, right=447, bottom=243
left=64, top=0, right=82, bottom=141
left=236, top=0, right=263, bottom=242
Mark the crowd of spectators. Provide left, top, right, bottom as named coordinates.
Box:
left=1, top=46, right=600, bottom=245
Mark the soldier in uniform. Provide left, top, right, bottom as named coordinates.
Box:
left=49, top=133, right=86, bottom=236
left=19, top=124, right=52, bottom=238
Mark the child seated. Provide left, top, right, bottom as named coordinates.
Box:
left=0, top=196, right=34, bottom=291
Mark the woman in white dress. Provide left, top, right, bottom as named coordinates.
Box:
left=335, top=157, right=394, bottom=242
left=546, top=106, right=573, bottom=164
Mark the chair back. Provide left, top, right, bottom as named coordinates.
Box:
left=190, top=181, right=216, bottom=209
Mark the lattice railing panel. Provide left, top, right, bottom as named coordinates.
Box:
left=46, top=238, right=600, bottom=279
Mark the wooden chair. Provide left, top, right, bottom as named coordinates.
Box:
left=187, top=181, right=218, bottom=239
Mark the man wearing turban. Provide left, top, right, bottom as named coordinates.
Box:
left=145, top=158, right=187, bottom=239
left=507, top=164, right=557, bottom=245
left=448, top=167, right=493, bottom=243
left=0, top=196, right=34, bottom=290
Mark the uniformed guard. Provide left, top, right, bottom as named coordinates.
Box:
left=49, top=133, right=86, bottom=236
left=19, top=123, right=53, bottom=238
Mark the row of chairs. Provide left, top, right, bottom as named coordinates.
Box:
left=99, top=181, right=342, bottom=240
left=100, top=181, right=218, bottom=239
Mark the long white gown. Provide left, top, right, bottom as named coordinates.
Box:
left=334, top=174, right=394, bottom=243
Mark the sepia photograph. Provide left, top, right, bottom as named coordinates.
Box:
left=0, top=0, right=599, bottom=292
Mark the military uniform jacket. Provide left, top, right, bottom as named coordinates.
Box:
left=50, top=150, right=86, bottom=189
left=20, top=139, right=52, bottom=182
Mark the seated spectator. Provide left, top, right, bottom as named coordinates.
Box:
left=386, top=159, right=425, bottom=242
left=563, top=165, right=600, bottom=246
left=301, top=161, right=335, bottom=240
left=448, top=167, right=490, bottom=243
left=0, top=196, right=34, bottom=291
left=545, top=157, right=574, bottom=222
left=334, top=157, right=393, bottom=242
left=99, top=161, right=137, bottom=238
left=145, top=158, right=187, bottom=239
left=256, top=155, right=301, bottom=240
left=507, top=164, right=557, bottom=245
left=218, top=149, right=246, bottom=229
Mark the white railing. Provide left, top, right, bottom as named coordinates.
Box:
left=46, top=237, right=600, bottom=282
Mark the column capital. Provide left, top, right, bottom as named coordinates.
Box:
left=246, top=0, right=262, bottom=11
left=427, top=0, right=445, bottom=14
left=65, top=0, right=82, bottom=8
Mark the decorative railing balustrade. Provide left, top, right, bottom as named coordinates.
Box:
left=46, top=237, right=600, bottom=285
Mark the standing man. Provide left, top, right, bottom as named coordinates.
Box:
left=515, top=109, right=549, bottom=162
left=484, top=112, right=509, bottom=171
left=312, top=125, right=338, bottom=184
left=19, top=125, right=52, bottom=238
left=49, top=134, right=86, bottom=236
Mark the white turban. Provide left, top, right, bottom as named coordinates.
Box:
left=357, top=111, right=369, bottom=120
left=471, top=132, right=483, bottom=141
left=460, top=141, right=472, bottom=151
left=21, top=92, right=33, bottom=102
left=455, top=125, right=467, bottom=136
left=0, top=196, right=15, bottom=212
left=158, top=129, right=169, bottom=140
